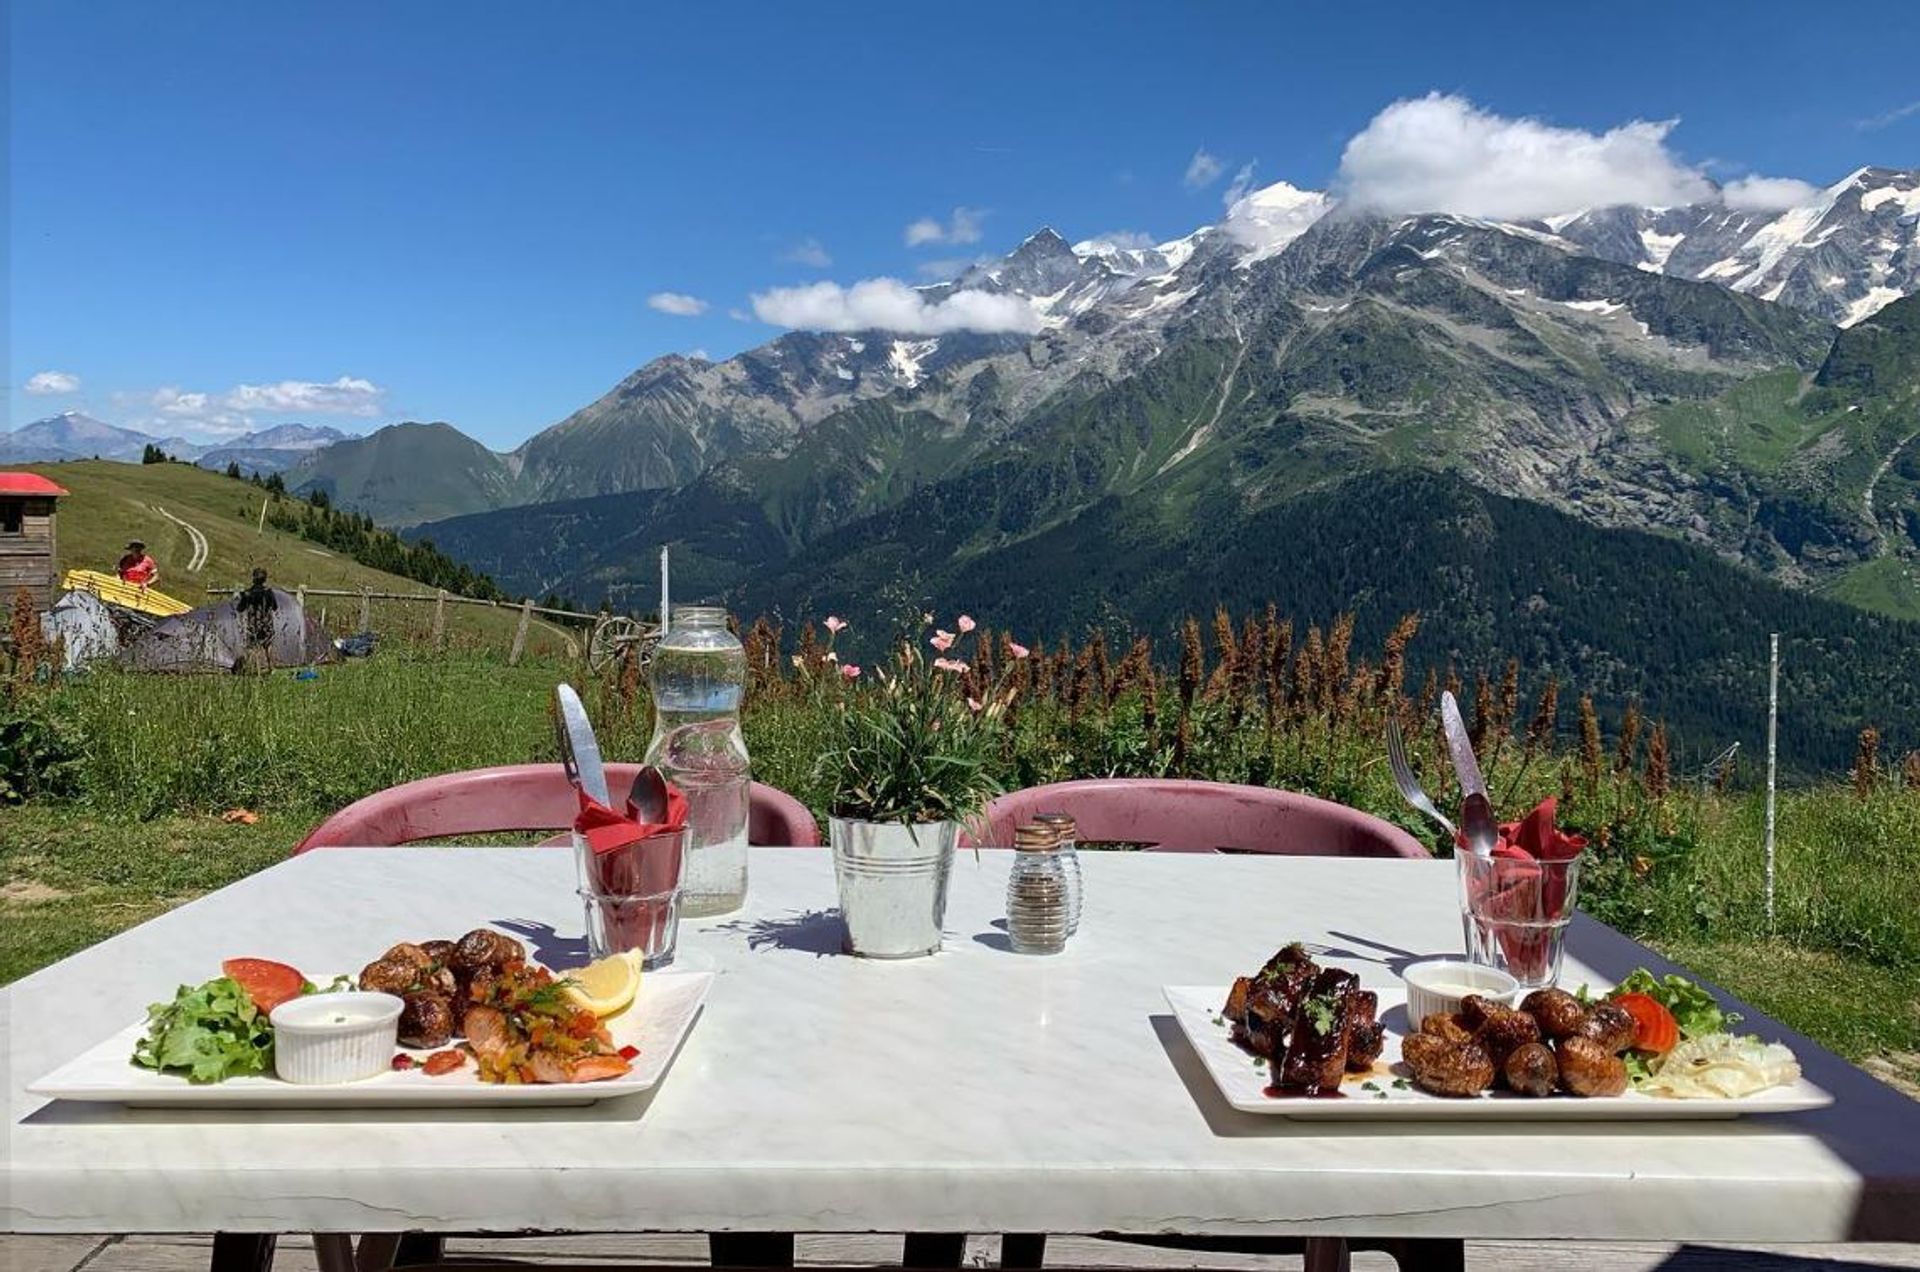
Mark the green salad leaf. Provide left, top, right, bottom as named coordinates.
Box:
left=1611, top=969, right=1739, bottom=1040
left=131, top=976, right=275, bottom=1083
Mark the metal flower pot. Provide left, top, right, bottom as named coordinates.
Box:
left=829, top=817, right=958, bottom=958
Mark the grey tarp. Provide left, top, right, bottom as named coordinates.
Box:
left=40, top=589, right=121, bottom=671
left=123, top=587, right=335, bottom=673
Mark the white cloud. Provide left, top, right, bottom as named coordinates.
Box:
left=727, top=307, right=755, bottom=322
left=223, top=376, right=384, bottom=416
left=1183, top=147, right=1225, bottom=190
left=780, top=238, right=832, bottom=268
left=1722, top=174, right=1820, bottom=212
left=1858, top=99, right=1920, bottom=131
left=750, top=278, right=1041, bottom=335
left=1222, top=162, right=1259, bottom=207
left=25, top=370, right=81, bottom=394
left=647, top=291, right=709, bottom=316
left=904, top=207, right=985, bottom=247
left=1222, top=181, right=1335, bottom=258
left=1335, top=93, right=1716, bottom=219
left=686, top=348, right=711, bottom=362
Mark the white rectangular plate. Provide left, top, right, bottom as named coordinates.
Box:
left=31, top=971, right=711, bottom=1108
left=1164, top=985, right=1833, bottom=1120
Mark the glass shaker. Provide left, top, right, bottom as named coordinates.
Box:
left=1006, top=823, right=1069, bottom=955
left=1033, top=811, right=1082, bottom=935
left=644, top=604, right=750, bottom=917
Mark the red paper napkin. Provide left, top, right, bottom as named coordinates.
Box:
left=574, top=783, right=690, bottom=897
left=1462, top=797, right=1587, bottom=981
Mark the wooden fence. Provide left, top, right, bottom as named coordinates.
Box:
left=202, top=585, right=644, bottom=665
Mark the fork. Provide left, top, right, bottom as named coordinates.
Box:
left=1386, top=717, right=1457, bottom=842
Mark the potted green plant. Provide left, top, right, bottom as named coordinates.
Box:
left=815, top=613, right=1019, bottom=957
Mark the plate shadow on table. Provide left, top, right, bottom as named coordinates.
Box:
left=1649, top=1248, right=1919, bottom=1272
left=1563, top=917, right=1920, bottom=1242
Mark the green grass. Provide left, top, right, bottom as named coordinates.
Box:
left=1821, top=556, right=1920, bottom=621
left=18, top=459, right=579, bottom=656
left=1638, top=369, right=1814, bottom=472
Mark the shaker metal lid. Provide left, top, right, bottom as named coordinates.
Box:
left=1033, top=812, right=1077, bottom=835
left=1013, top=823, right=1058, bottom=850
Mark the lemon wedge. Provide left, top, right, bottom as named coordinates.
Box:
left=560, top=949, right=644, bottom=1018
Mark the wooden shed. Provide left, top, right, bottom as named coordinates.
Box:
left=0, top=472, right=69, bottom=611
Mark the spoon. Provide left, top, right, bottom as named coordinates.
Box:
left=1460, top=791, right=1498, bottom=860
left=628, top=764, right=670, bottom=825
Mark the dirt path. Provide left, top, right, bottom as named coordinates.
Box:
left=150, top=505, right=209, bottom=571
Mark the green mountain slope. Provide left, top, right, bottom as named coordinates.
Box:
left=285, top=422, right=521, bottom=525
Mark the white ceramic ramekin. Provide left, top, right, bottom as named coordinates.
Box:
left=1402, top=959, right=1520, bottom=1026
left=270, top=992, right=404, bottom=1084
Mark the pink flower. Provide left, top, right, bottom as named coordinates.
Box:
left=957, top=615, right=976, bottom=633
left=930, top=630, right=956, bottom=652
left=840, top=663, right=861, bottom=680
left=933, top=657, right=970, bottom=673
left=824, top=616, right=847, bottom=634
left=967, top=696, right=983, bottom=712
left=1008, top=641, right=1030, bottom=659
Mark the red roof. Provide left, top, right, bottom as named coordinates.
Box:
left=0, top=473, right=71, bottom=496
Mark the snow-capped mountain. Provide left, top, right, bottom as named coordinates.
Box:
left=1552, top=167, right=1920, bottom=327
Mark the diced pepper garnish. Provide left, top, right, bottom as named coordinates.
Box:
left=617, top=1044, right=640, bottom=1061
left=391, top=1054, right=417, bottom=1071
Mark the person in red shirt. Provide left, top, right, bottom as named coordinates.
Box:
left=117, top=540, right=159, bottom=590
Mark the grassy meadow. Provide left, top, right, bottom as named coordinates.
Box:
left=2, top=610, right=1917, bottom=1094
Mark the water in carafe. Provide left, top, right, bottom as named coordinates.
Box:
left=645, top=605, right=750, bottom=916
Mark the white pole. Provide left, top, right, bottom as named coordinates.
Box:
left=1765, top=633, right=1779, bottom=930
left=659, top=546, right=670, bottom=637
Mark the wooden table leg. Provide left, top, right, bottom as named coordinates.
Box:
left=209, top=1233, right=277, bottom=1272
left=314, top=1234, right=357, bottom=1272
left=708, top=1233, right=796, bottom=1267
left=355, top=1233, right=402, bottom=1272
left=1303, top=1237, right=1352, bottom=1272
left=392, top=1234, right=445, bottom=1267
left=1000, top=1233, right=1046, bottom=1268
left=902, top=1233, right=968, bottom=1268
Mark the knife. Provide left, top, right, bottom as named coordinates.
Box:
left=1439, top=690, right=1487, bottom=800
left=554, top=683, right=610, bottom=806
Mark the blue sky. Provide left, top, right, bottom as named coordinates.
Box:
left=10, top=0, right=1919, bottom=450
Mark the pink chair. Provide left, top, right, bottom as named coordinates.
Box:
left=293, top=764, right=820, bottom=852
left=969, top=778, right=1428, bottom=858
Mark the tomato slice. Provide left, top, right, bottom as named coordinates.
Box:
left=1612, top=991, right=1680, bottom=1054
left=221, top=958, right=306, bottom=1014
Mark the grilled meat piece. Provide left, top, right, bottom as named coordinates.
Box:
left=1402, top=1034, right=1495, bottom=1098
left=1556, top=1036, right=1630, bottom=1097
left=1229, top=948, right=1319, bottom=1059
left=380, top=942, right=434, bottom=971
left=1420, top=1012, right=1475, bottom=1044
left=1504, top=1042, right=1559, bottom=1097
left=359, top=956, right=423, bottom=996
left=398, top=992, right=455, bottom=1049
left=419, top=939, right=457, bottom=967
left=1521, top=988, right=1587, bottom=1040
left=1457, top=994, right=1504, bottom=1032
left=1276, top=968, right=1357, bottom=1094
left=1474, top=1002, right=1542, bottom=1067
left=1577, top=1002, right=1638, bottom=1054
left=1345, top=990, right=1384, bottom=1071
left=452, top=929, right=525, bottom=972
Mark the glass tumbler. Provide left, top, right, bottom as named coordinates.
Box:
left=1457, top=851, right=1582, bottom=991
left=573, top=826, right=687, bottom=970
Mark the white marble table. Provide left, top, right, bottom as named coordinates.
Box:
left=6, top=848, right=1918, bottom=1245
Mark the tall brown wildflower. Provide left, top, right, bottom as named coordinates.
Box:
left=1141, top=666, right=1161, bottom=741
left=1578, top=695, right=1603, bottom=791
left=1087, top=630, right=1112, bottom=707
left=1206, top=606, right=1238, bottom=701
left=1414, top=666, right=1439, bottom=730
left=1029, top=639, right=1051, bottom=699
left=1265, top=617, right=1293, bottom=732
left=1470, top=672, right=1493, bottom=752
left=1853, top=727, right=1881, bottom=799
left=974, top=625, right=997, bottom=682
left=1645, top=721, right=1670, bottom=799
left=1615, top=702, right=1642, bottom=774
left=1495, top=660, right=1520, bottom=745
left=1234, top=615, right=1264, bottom=722
left=1321, top=613, right=1354, bottom=715
left=1902, top=751, right=1920, bottom=790
left=1443, top=660, right=1462, bottom=702
left=8, top=589, right=43, bottom=689
left=1178, top=617, right=1204, bottom=709
left=1376, top=613, right=1421, bottom=713
left=1296, top=625, right=1325, bottom=717
left=1112, top=636, right=1152, bottom=702
left=1524, top=678, right=1560, bottom=759
left=796, top=621, right=819, bottom=673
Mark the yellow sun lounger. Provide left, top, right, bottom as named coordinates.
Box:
left=61, top=569, right=193, bottom=618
